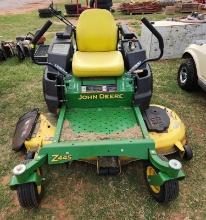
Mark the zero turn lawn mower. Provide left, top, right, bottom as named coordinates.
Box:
left=10, top=9, right=192, bottom=208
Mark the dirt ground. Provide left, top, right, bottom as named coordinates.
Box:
left=0, top=0, right=65, bottom=15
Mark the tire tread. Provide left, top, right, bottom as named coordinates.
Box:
left=17, top=183, right=39, bottom=208
left=178, top=58, right=198, bottom=91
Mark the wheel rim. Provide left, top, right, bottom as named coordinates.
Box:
left=146, top=166, right=160, bottom=193
left=37, top=185, right=42, bottom=194
left=179, top=67, right=188, bottom=84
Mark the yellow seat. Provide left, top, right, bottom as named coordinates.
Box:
left=73, top=51, right=124, bottom=77
left=72, top=9, right=124, bottom=77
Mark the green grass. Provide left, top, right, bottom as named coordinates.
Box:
left=0, top=3, right=206, bottom=220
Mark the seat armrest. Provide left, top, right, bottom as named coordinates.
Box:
left=56, top=25, right=73, bottom=40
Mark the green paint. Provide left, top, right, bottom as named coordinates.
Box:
left=149, top=150, right=185, bottom=178
left=10, top=155, right=47, bottom=189
left=10, top=172, right=42, bottom=190
left=133, top=107, right=150, bottom=138
left=148, top=170, right=185, bottom=186
left=40, top=138, right=154, bottom=164
left=65, top=75, right=133, bottom=108
left=66, top=92, right=132, bottom=108
left=53, top=105, right=66, bottom=143
left=65, top=107, right=139, bottom=134
left=81, top=77, right=117, bottom=86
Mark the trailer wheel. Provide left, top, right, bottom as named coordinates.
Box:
left=17, top=181, right=42, bottom=208
left=183, top=144, right=193, bottom=161
left=177, top=58, right=198, bottom=91
left=144, top=156, right=179, bottom=203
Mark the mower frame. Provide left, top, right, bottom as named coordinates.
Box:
left=10, top=14, right=186, bottom=206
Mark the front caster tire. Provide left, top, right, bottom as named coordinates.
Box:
left=183, top=144, right=193, bottom=161
left=144, top=159, right=179, bottom=203
left=177, top=58, right=198, bottom=91
left=16, top=160, right=43, bottom=208
left=17, top=182, right=42, bottom=208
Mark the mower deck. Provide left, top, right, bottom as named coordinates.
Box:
left=12, top=105, right=185, bottom=191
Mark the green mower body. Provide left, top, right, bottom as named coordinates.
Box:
left=10, top=9, right=189, bottom=208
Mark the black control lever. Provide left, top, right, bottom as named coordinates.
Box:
left=30, top=20, right=71, bottom=78
left=49, top=5, right=76, bottom=29
left=141, top=17, right=164, bottom=59
left=126, top=18, right=164, bottom=77
left=32, top=20, right=52, bottom=45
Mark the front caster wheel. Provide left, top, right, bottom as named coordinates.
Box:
left=183, top=144, right=193, bottom=161
left=17, top=182, right=42, bottom=208
left=144, top=162, right=179, bottom=203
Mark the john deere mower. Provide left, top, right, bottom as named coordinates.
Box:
left=10, top=9, right=192, bottom=208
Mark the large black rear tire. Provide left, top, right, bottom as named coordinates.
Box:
left=177, top=58, right=198, bottom=91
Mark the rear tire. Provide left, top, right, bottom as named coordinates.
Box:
left=177, top=58, right=198, bottom=91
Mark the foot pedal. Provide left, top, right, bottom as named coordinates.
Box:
left=143, top=106, right=170, bottom=132
left=12, top=109, right=40, bottom=151
left=97, top=157, right=121, bottom=175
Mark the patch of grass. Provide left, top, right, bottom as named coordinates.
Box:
left=0, top=3, right=206, bottom=220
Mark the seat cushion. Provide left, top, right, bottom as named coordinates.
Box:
left=72, top=51, right=124, bottom=77
left=76, top=9, right=118, bottom=52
